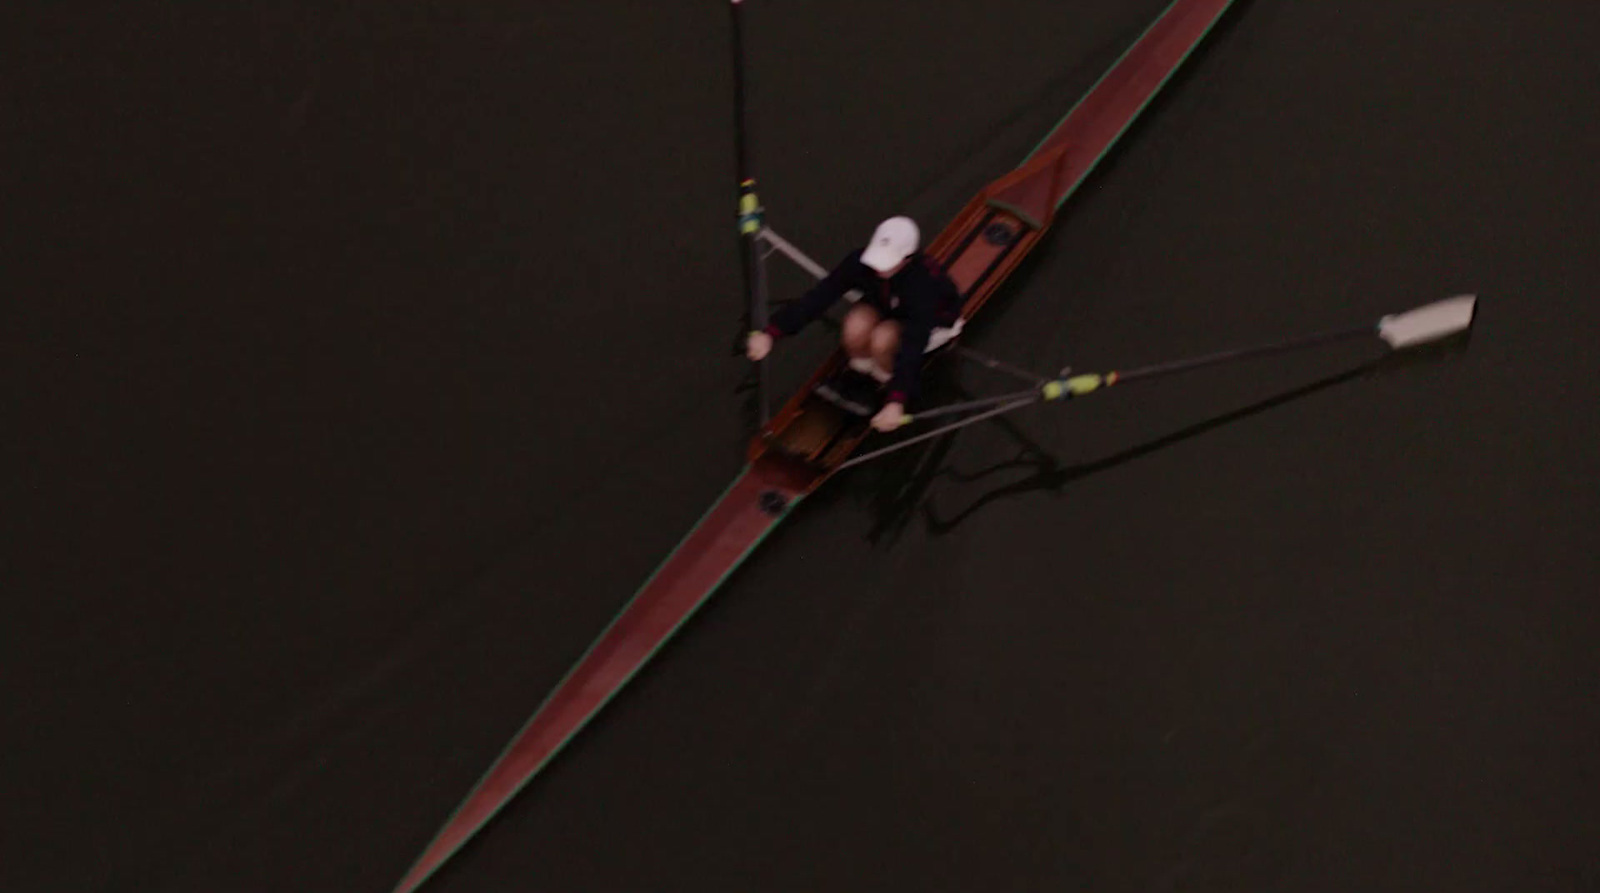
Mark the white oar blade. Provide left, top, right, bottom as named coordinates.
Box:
left=1378, top=294, right=1477, bottom=349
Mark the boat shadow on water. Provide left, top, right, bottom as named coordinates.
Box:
left=851, top=333, right=1471, bottom=541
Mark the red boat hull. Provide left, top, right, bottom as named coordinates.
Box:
left=391, top=456, right=817, bottom=893
left=394, top=1, right=1238, bottom=889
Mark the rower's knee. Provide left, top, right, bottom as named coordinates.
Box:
left=870, top=321, right=901, bottom=363
left=841, top=305, right=879, bottom=356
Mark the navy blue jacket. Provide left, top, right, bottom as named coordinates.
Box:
left=765, top=249, right=961, bottom=404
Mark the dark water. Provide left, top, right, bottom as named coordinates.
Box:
left=5, top=2, right=1597, bottom=890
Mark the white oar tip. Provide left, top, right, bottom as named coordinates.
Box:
left=1378, top=294, right=1477, bottom=349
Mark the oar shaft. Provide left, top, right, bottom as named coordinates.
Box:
left=838, top=301, right=1461, bottom=471
left=730, top=0, right=769, bottom=423
left=1114, top=323, right=1373, bottom=383
left=729, top=1, right=752, bottom=185
left=901, top=322, right=1376, bottom=429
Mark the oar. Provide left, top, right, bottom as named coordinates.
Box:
left=731, top=0, right=770, bottom=425
left=837, top=294, right=1476, bottom=470
left=1098, top=292, right=1478, bottom=385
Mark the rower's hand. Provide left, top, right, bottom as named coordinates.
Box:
left=871, top=401, right=906, bottom=432
left=746, top=331, right=773, bottom=361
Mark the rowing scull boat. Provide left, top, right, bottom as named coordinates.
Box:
left=391, top=1, right=1241, bottom=889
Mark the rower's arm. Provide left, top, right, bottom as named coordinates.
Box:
left=765, top=251, right=862, bottom=337
left=887, top=305, right=934, bottom=406
left=886, top=268, right=959, bottom=404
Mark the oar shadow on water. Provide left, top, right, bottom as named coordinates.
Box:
left=918, top=360, right=1384, bottom=534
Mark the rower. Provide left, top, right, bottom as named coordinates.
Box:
left=746, top=216, right=963, bottom=432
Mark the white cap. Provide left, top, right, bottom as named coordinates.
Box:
left=860, top=216, right=920, bottom=273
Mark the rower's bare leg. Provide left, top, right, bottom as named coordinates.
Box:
left=841, top=304, right=880, bottom=359
left=869, top=320, right=901, bottom=378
